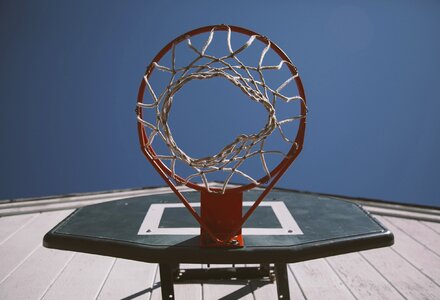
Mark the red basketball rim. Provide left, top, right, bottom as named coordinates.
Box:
left=137, top=24, right=307, bottom=193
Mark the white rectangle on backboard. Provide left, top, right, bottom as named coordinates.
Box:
left=137, top=201, right=303, bottom=236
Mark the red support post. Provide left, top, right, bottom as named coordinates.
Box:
left=200, top=190, right=244, bottom=247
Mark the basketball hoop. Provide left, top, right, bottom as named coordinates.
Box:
left=136, top=24, right=307, bottom=247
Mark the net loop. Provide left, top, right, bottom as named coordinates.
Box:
left=137, top=25, right=307, bottom=193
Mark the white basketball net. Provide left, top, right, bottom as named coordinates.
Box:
left=137, top=26, right=307, bottom=193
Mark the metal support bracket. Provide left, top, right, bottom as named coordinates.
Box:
left=159, top=263, right=290, bottom=299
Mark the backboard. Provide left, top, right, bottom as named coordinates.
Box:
left=44, top=189, right=393, bottom=264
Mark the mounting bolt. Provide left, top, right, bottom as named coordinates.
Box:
left=230, top=239, right=239, bottom=246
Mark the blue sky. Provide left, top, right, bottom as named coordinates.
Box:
left=0, top=1, right=439, bottom=207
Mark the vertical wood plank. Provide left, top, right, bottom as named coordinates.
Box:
left=41, top=253, right=115, bottom=300
left=326, top=252, right=404, bottom=299
left=97, top=259, right=158, bottom=300
left=386, top=217, right=440, bottom=256
left=0, top=246, right=74, bottom=299
left=174, top=264, right=202, bottom=300
left=0, top=214, right=37, bottom=244
left=377, top=216, right=440, bottom=282
left=202, top=264, right=253, bottom=300
left=249, top=278, right=277, bottom=300
left=0, top=210, right=72, bottom=282
left=150, top=267, right=166, bottom=300
left=422, top=221, right=440, bottom=234
left=286, top=266, right=307, bottom=300
left=361, top=247, right=440, bottom=299
left=289, top=259, right=355, bottom=300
